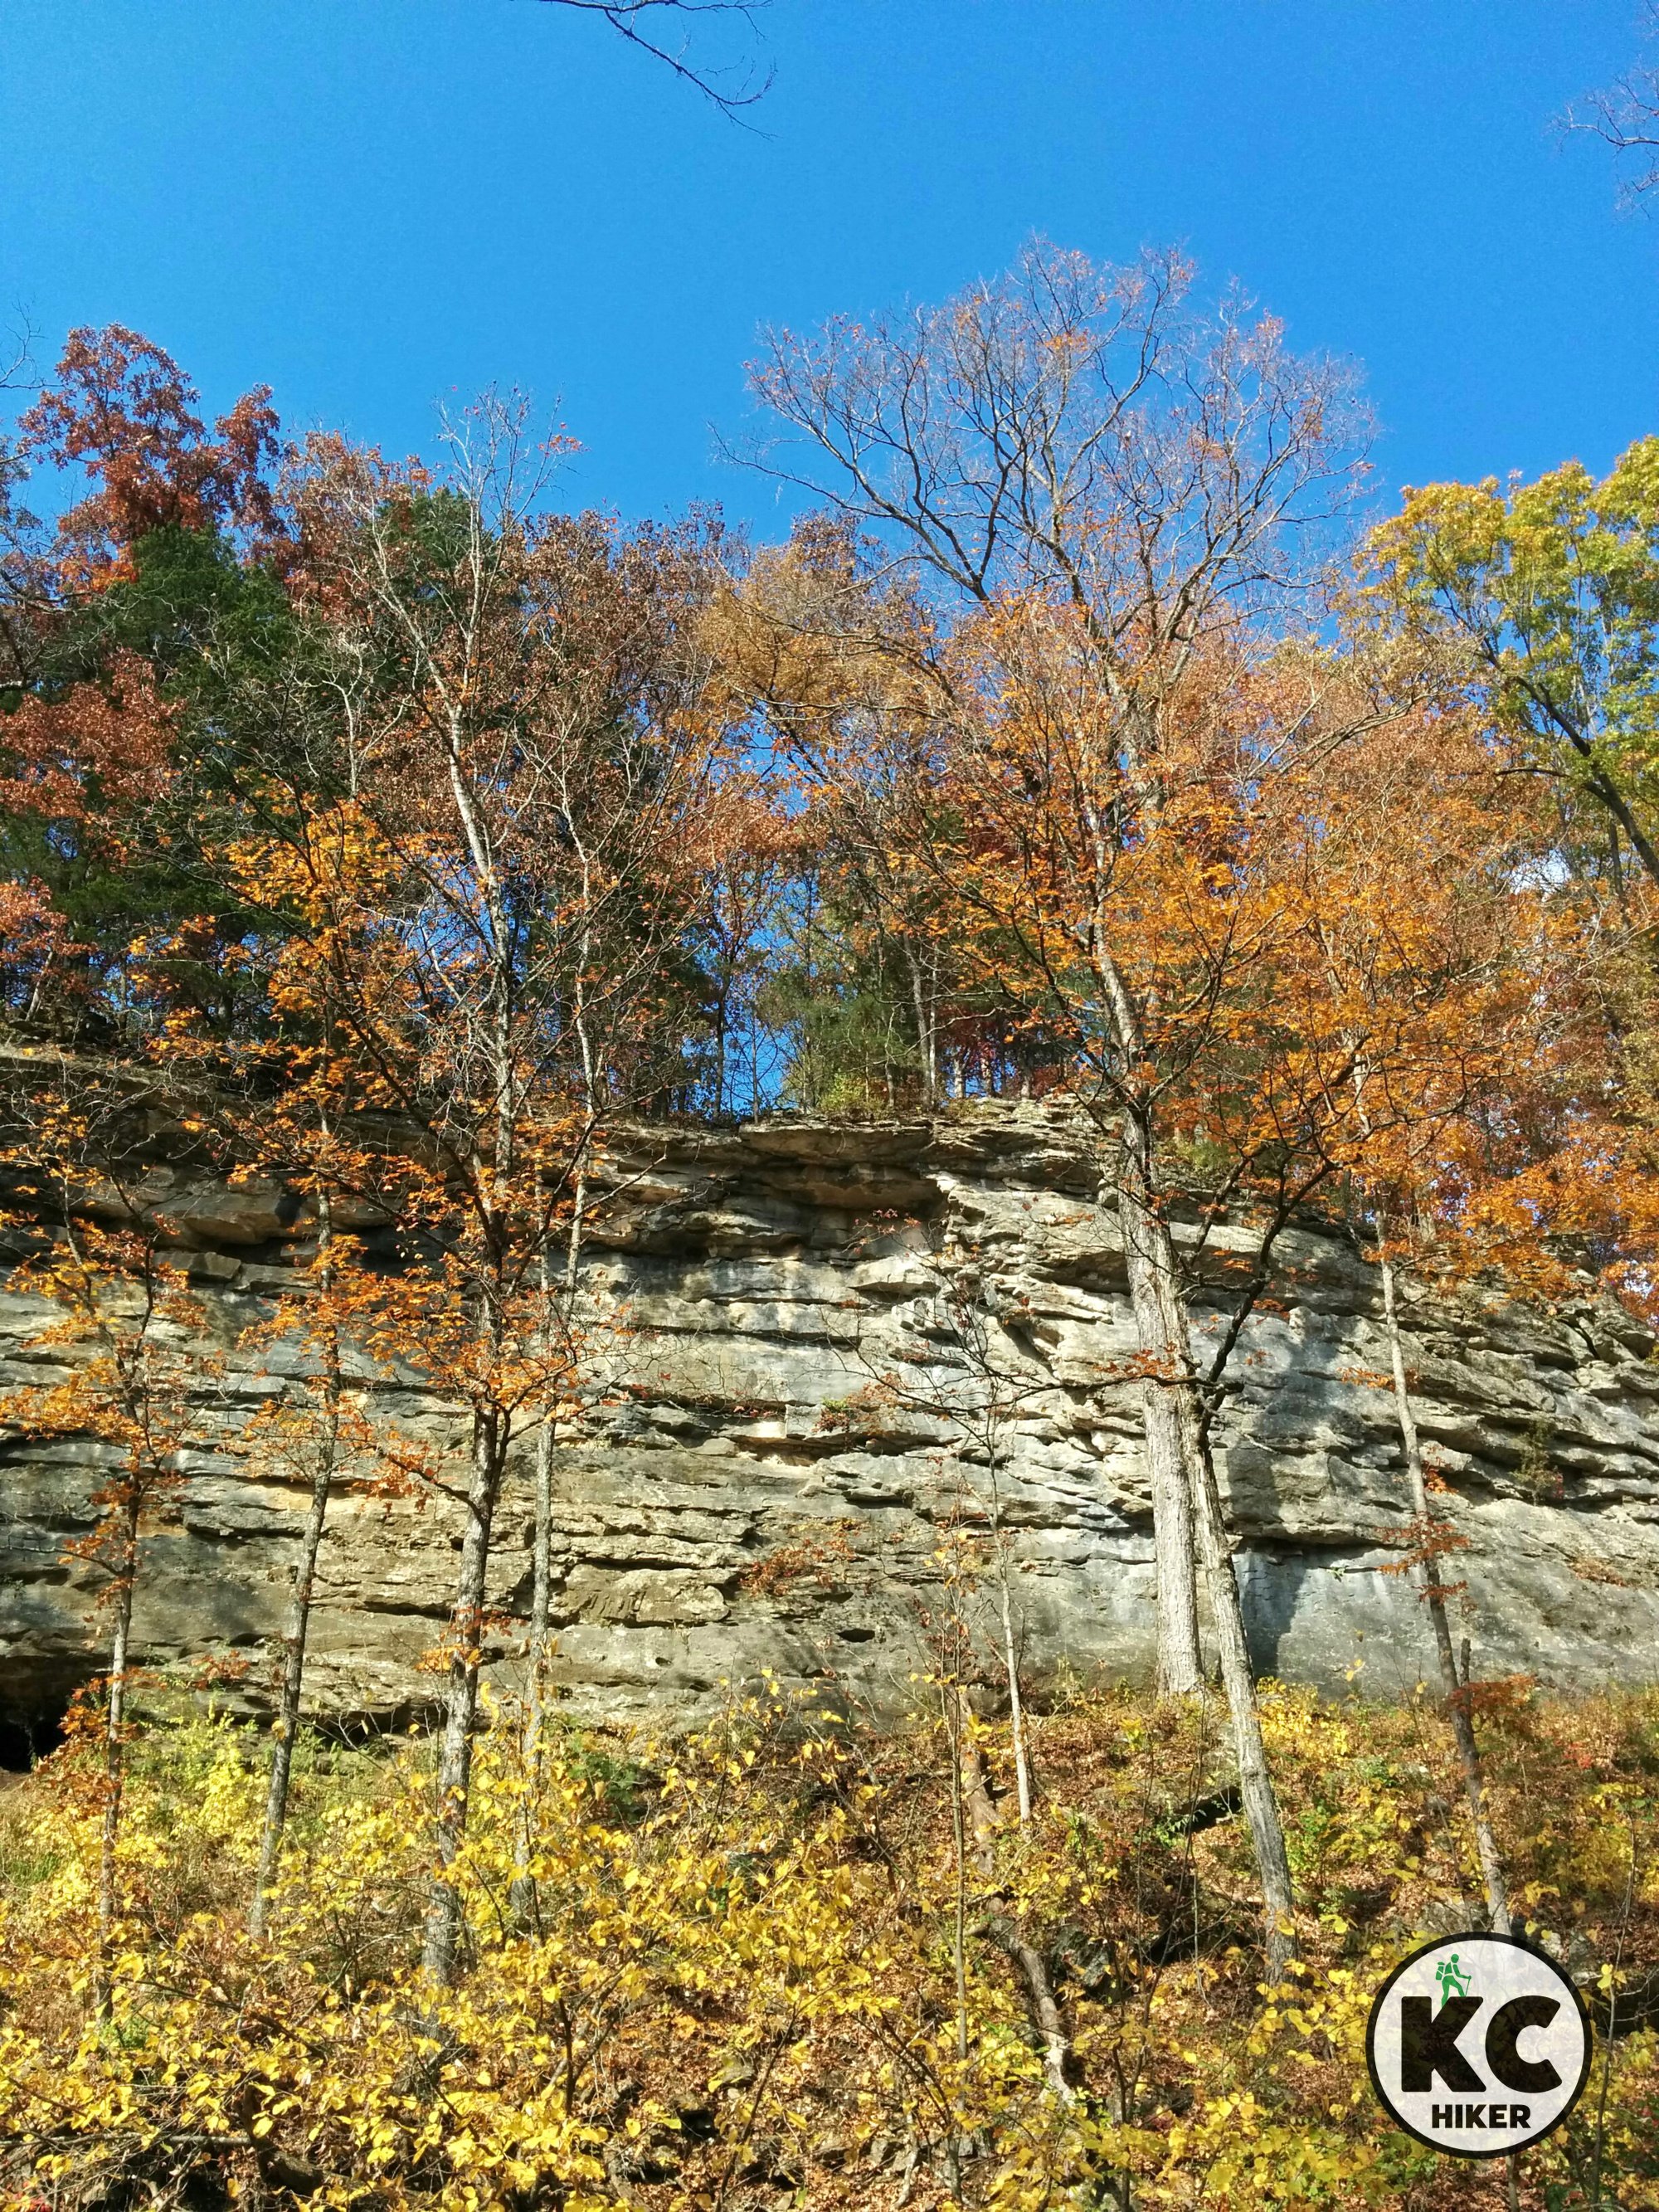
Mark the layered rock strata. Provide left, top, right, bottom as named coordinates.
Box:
left=2, top=1107, right=1657, bottom=1744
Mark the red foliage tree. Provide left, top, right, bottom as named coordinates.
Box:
left=21, top=325, right=280, bottom=577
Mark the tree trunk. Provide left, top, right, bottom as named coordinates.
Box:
left=1117, top=1158, right=1202, bottom=1694
left=506, top=1126, right=591, bottom=1925
left=907, top=948, right=937, bottom=1104
left=1126, top=1123, right=1297, bottom=1976
left=95, top=1491, right=139, bottom=2020
left=1179, top=1389, right=1298, bottom=1980
left=1088, top=924, right=1295, bottom=1969
left=979, top=1424, right=1034, bottom=1824
left=250, top=1446, right=334, bottom=1938
left=1087, top=933, right=1202, bottom=1690
left=251, top=1189, right=339, bottom=1941
left=509, top=1417, right=556, bottom=1931
left=421, top=1407, right=505, bottom=1985
left=1378, top=1241, right=1511, bottom=1934
left=945, top=1684, right=970, bottom=2063
left=523, top=1411, right=555, bottom=1776
left=995, top=1553, right=1034, bottom=1825
left=512, top=1173, right=586, bottom=1908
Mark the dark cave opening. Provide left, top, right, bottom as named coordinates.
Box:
left=0, top=1686, right=75, bottom=1771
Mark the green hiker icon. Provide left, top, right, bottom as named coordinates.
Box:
left=1435, top=1952, right=1473, bottom=2002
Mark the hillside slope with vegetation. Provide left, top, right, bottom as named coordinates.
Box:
left=3, top=1684, right=1658, bottom=2210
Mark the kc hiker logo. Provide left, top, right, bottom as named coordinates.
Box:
left=1366, top=1933, right=1592, bottom=2159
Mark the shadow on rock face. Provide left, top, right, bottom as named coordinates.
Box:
left=1233, top=1547, right=1442, bottom=1698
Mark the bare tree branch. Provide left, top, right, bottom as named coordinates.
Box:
left=1562, top=3, right=1659, bottom=210
left=538, top=0, right=773, bottom=119
left=0, top=314, right=34, bottom=397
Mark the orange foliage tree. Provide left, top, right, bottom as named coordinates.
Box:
left=0, top=1074, right=212, bottom=2011
left=747, top=241, right=1370, bottom=1725
left=880, top=604, right=1403, bottom=1969
left=1262, top=694, right=1596, bottom=1937
left=165, top=404, right=743, bottom=1981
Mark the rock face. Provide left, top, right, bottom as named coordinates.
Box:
left=2, top=1106, right=1658, bottom=1747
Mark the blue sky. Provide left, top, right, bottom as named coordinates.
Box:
left=2, top=1, right=1656, bottom=537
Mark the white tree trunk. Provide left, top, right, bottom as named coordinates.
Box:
left=95, top=1495, right=139, bottom=2020
left=1118, top=1167, right=1203, bottom=1695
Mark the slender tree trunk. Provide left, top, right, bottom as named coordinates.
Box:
left=512, top=1172, right=588, bottom=1903
left=977, top=1418, right=1034, bottom=1824
left=995, top=1552, right=1033, bottom=1826
left=1081, top=806, right=1200, bottom=1698
left=1180, top=1391, right=1297, bottom=1979
left=957, top=1699, right=1072, bottom=2100
left=250, top=1443, right=335, bottom=1939
left=945, top=1684, right=970, bottom=2063
left=1125, top=1112, right=1297, bottom=1974
left=528, top=1172, right=587, bottom=1742
left=1378, top=1239, right=1511, bottom=1934
left=251, top=1187, right=339, bottom=1941
left=906, top=948, right=937, bottom=1104
left=508, top=1411, right=555, bottom=1933
left=422, top=1408, right=505, bottom=1985
left=523, top=1411, right=556, bottom=1765
left=1117, top=1159, right=1202, bottom=1693
left=516, top=1237, right=559, bottom=1748
left=95, top=1492, right=139, bottom=2020
left=1089, top=923, right=1296, bottom=1969
left=1123, top=1194, right=1203, bottom=1689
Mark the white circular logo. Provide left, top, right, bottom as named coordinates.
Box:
left=1366, top=1933, right=1593, bottom=2160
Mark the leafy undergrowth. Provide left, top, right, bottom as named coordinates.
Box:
left=2, top=1682, right=1659, bottom=2210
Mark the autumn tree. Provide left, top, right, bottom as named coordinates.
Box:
left=925, top=610, right=1387, bottom=1967
left=0, top=327, right=297, bottom=1045
left=19, top=324, right=279, bottom=582
left=747, top=239, right=1367, bottom=1685
left=0, top=332, right=757, bottom=1970
left=195, top=404, right=737, bottom=1982
left=1315, top=744, right=1659, bottom=1932
left=1362, top=451, right=1659, bottom=1396
left=707, top=521, right=979, bottom=1107
left=240, top=1233, right=387, bottom=1939
left=0, top=330, right=313, bottom=1980
left=744, top=243, right=1376, bottom=1968
left=1268, top=697, right=1592, bottom=1935
left=197, top=1000, right=431, bottom=1938
left=0, top=1070, right=210, bottom=2012
left=1364, top=441, right=1659, bottom=899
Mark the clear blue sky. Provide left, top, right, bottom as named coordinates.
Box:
left=2, top=1, right=1655, bottom=537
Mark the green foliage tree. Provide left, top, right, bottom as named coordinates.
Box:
left=1365, top=440, right=1659, bottom=895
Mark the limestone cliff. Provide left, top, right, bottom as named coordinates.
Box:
left=3, top=1107, right=1658, bottom=1748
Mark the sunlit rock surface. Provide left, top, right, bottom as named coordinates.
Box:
left=2, top=1106, right=1657, bottom=1743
